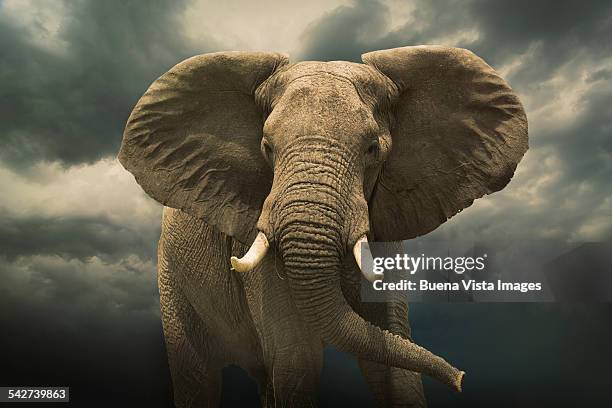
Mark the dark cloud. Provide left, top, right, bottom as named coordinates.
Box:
left=0, top=214, right=159, bottom=262
left=297, top=0, right=476, bottom=62
left=0, top=0, right=219, bottom=168
left=470, top=0, right=612, bottom=74
left=0, top=254, right=158, bottom=316
left=0, top=252, right=170, bottom=406
left=297, top=0, right=612, bottom=67
left=0, top=252, right=164, bottom=405
left=297, top=0, right=389, bottom=62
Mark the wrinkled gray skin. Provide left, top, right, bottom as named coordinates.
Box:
left=119, top=46, right=528, bottom=407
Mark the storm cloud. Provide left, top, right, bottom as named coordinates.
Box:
left=0, top=0, right=211, bottom=167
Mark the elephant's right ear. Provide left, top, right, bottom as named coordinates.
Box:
left=118, top=51, right=289, bottom=245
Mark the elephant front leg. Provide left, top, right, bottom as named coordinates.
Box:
left=358, top=360, right=426, bottom=408
left=165, top=333, right=222, bottom=408
left=267, top=342, right=323, bottom=408
left=159, top=249, right=222, bottom=407
left=356, top=303, right=426, bottom=408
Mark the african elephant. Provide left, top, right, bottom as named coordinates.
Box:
left=118, top=45, right=527, bottom=407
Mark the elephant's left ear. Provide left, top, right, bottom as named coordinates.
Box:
left=362, top=46, right=528, bottom=241
left=119, top=52, right=289, bottom=245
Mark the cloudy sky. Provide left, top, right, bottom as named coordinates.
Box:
left=1, top=0, right=611, bottom=406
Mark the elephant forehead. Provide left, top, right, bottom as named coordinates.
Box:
left=286, top=61, right=369, bottom=80
left=268, top=76, right=376, bottom=125
left=263, top=82, right=381, bottom=143
left=268, top=61, right=391, bottom=100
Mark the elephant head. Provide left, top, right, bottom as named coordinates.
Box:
left=119, top=47, right=528, bottom=391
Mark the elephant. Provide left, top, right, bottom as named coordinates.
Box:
left=118, top=45, right=528, bottom=407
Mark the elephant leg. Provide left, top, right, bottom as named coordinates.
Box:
left=267, top=341, right=323, bottom=408
left=159, top=243, right=222, bottom=408
left=256, top=374, right=275, bottom=408
left=358, top=360, right=425, bottom=408
left=357, top=302, right=426, bottom=408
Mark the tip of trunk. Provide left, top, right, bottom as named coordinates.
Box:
left=454, top=371, right=465, bottom=392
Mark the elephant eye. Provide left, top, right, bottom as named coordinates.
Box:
left=366, top=140, right=380, bottom=156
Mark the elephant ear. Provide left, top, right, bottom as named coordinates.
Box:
left=362, top=46, right=528, bottom=241
left=119, top=51, right=289, bottom=244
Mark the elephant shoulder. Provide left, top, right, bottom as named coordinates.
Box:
left=162, top=206, right=213, bottom=234
left=161, top=206, right=228, bottom=255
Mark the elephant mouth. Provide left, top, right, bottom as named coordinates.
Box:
left=231, top=231, right=380, bottom=282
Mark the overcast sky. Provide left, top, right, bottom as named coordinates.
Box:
left=1, top=0, right=611, bottom=406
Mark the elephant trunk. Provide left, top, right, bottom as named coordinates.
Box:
left=273, top=179, right=464, bottom=391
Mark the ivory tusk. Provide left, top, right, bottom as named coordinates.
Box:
left=230, top=231, right=270, bottom=273
left=353, top=235, right=383, bottom=282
